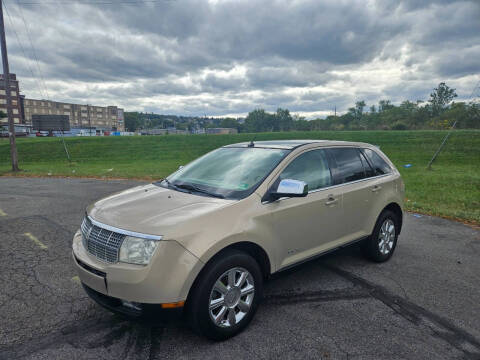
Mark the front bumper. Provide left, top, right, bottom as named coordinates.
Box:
left=72, top=230, right=204, bottom=304
left=82, top=283, right=184, bottom=321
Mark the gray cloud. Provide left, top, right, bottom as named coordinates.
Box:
left=3, top=0, right=479, bottom=117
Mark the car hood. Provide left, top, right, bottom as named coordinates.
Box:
left=87, top=183, right=234, bottom=237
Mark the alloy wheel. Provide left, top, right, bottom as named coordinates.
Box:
left=209, top=267, right=255, bottom=328
left=378, top=219, right=396, bottom=255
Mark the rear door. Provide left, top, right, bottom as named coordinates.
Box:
left=360, top=147, right=397, bottom=231
left=327, top=147, right=373, bottom=241
left=264, top=148, right=344, bottom=269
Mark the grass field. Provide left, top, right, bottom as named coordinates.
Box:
left=1, top=130, right=479, bottom=224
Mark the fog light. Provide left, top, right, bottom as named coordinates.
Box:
left=121, top=300, right=142, bottom=311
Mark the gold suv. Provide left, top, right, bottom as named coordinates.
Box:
left=73, top=140, right=404, bottom=340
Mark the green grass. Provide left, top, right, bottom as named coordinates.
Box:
left=1, top=130, right=479, bottom=224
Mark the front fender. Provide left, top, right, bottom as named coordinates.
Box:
left=197, top=232, right=276, bottom=274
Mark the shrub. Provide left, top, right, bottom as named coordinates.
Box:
left=391, top=122, right=408, bottom=130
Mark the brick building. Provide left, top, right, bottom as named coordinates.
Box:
left=0, top=74, right=23, bottom=125
left=0, top=73, right=125, bottom=131
left=23, top=100, right=125, bottom=131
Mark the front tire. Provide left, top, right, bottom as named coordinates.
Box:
left=362, top=210, right=399, bottom=262
left=187, top=249, right=263, bottom=341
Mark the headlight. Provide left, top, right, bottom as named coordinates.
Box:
left=119, top=236, right=159, bottom=265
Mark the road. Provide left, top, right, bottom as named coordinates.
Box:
left=0, top=177, right=479, bottom=360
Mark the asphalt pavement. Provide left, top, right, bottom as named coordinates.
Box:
left=0, top=177, right=479, bottom=360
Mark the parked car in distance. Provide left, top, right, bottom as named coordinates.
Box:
left=73, top=140, right=405, bottom=340
left=35, top=131, right=50, bottom=137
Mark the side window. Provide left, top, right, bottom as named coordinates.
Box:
left=363, top=148, right=392, bottom=175
left=359, top=151, right=375, bottom=178
left=329, top=148, right=365, bottom=184
left=279, top=149, right=332, bottom=191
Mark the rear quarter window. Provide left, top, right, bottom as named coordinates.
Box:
left=363, top=148, right=392, bottom=175
left=359, top=151, right=376, bottom=178
left=328, top=147, right=365, bottom=184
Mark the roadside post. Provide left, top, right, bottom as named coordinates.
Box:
left=60, top=131, right=71, bottom=162
left=0, top=0, right=19, bottom=171
left=426, top=119, right=457, bottom=170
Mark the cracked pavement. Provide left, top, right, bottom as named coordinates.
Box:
left=0, top=177, right=479, bottom=359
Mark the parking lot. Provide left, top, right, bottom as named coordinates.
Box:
left=0, top=177, right=479, bottom=359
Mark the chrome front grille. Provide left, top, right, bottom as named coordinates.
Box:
left=81, top=216, right=126, bottom=263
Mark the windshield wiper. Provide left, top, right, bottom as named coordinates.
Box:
left=174, top=183, right=225, bottom=199
left=160, top=178, right=186, bottom=192
left=161, top=178, right=175, bottom=189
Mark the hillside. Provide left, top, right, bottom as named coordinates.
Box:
left=1, top=130, right=479, bottom=223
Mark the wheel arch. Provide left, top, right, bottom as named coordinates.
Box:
left=185, top=241, right=271, bottom=306
left=226, top=241, right=272, bottom=279
left=382, top=202, right=403, bottom=234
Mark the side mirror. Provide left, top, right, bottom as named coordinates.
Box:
left=268, top=179, right=308, bottom=201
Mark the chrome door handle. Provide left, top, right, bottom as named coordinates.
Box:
left=372, top=185, right=382, bottom=192
left=325, top=195, right=338, bottom=205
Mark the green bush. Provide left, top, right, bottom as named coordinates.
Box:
left=392, top=122, right=408, bottom=130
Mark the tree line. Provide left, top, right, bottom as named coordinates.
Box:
left=123, top=112, right=240, bottom=132
left=243, top=83, right=479, bottom=132
left=125, top=83, right=479, bottom=132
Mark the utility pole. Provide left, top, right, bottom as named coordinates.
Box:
left=0, top=0, right=19, bottom=171
left=334, top=105, right=336, bottom=117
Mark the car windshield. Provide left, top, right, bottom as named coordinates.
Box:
left=160, top=147, right=289, bottom=200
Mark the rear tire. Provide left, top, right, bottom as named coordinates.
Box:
left=187, top=249, right=263, bottom=341
left=362, top=210, right=399, bottom=262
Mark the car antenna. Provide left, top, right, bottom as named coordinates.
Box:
left=247, top=135, right=256, bottom=148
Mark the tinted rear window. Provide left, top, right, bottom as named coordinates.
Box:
left=363, top=148, right=392, bottom=175
left=329, top=148, right=365, bottom=184
left=359, top=151, right=375, bottom=178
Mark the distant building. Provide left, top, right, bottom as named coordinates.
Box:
left=23, top=99, right=125, bottom=131
left=141, top=128, right=188, bottom=135
left=0, top=74, right=23, bottom=125
left=141, top=128, right=169, bottom=135
left=206, top=127, right=238, bottom=134
left=0, top=73, right=125, bottom=131
left=117, top=108, right=125, bottom=130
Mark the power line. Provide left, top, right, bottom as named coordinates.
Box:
left=13, top=0, right=50, bottom=99
left=2, top=0, right=45, bottom=98
left=17, top=0, right=174, bottom=5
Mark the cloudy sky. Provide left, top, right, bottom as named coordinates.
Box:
left=4, top=0, right=480, bottom=117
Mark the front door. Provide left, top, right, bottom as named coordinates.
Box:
left=263, top=148, right=344, bottom=269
